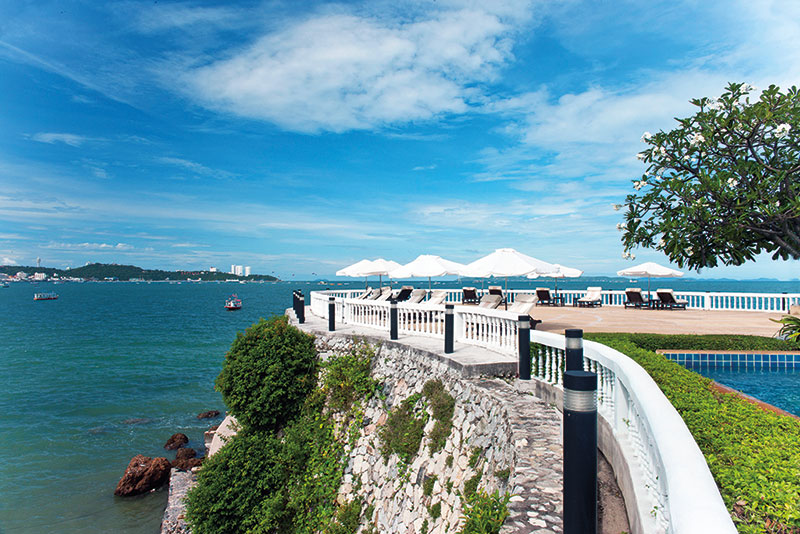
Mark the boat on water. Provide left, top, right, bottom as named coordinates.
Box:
left=224, top=294, right=242, bottom=310
left=34, top=292, right=58, bottom=301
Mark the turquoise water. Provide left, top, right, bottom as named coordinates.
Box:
left=1, top=277, right=798, bottom=533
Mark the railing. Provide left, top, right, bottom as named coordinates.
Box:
left=307, top=290, right=737, bottom=534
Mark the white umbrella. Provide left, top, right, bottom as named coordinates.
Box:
left=389, top=255, right=466, bottom=291
left=336, top=259, right=376, bottom=288
left=359, top=258, right=402, bottom=288
left=617, top=261, right=683, bottom=299
left=460, top=248, right=557, bottom=292
left=527, top=264, right=583, bottom=296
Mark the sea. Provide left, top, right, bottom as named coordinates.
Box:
left=1, top=277, right=799, bottom=533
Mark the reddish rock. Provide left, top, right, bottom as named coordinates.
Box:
left=175, top=447, right=196, bottom=461
left=114, top=455, right=171, bottom=496
left=164, top=433, right=189, bottom=450
left=172, top=457, right=204, bottom=471
left=197, top=410, right=220, bottom=419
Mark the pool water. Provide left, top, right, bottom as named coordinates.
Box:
left=687, top=365, right=800, bottom=417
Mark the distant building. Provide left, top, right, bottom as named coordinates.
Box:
left=209, top=267, right=218, bottom=273
left=36, top=257, right=41, bottom=268
left=33, top=272, right=47, bottom=281
left=244, top=266, right=251, bottom=277
left=230, top=264, right=236, bottom=274
left=234, top=265, right=244, bottom=276
left=16, top=271, right=28, bottom=280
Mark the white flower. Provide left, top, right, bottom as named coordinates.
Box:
left=630, top=253, right=635, bottom=260
left=689, top=132, right=705, bottom=146
left=658, top=238, right=666, bottom=248
left=776, top=123, right=792, bottom=138
left=633, top=180, right=648, bottom=191
left=706, top=99, right=724, bottom=111
left=658, top=146, right=667, bottom=157
left=641, top=131, right=652, bottom=142
left=612, top=204, right=622, bottom=211
left=686, top=246, right=694, bottom=256
left=637, top=152, right=647, bottom=161
left=741, top=83, right=758, bottom=93
left=727, top=177, right=739, bottom=187
left=682, top=154, right=691, bottom=162
left=633, top=218, right=641, bottom=223
left=616, top=223, right=625, bottom=231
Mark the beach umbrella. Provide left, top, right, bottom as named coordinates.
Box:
left=527, top=264, right=583, bottom=296
left=359, top=258, right=402, bottom=288
left=459, top=248, right=557, bottom=292
left=617, top=261, right=683, bottom=300
left=336, top=259, right=377, bottom=288
left=389, top=255, right=466, bottom=291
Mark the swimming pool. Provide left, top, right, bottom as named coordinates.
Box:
left=661, top=351, right=800, bottom=417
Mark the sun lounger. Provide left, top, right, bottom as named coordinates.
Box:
left=462, top=287, right=480, bottom=305
left=656, top=289, right=688, bottom=309
left=488, top=285, right=505, bottom=301
left=363, top=287, right=383, bottom=300
left=406, top=289, right=427, bottom=304
left=578, top=287, right=603, bottom=308
left=535, top=288, right=563, bottom=306
left=506, top=294, right=542, bottom=329
left=393, top=285, right=414, bottom=302
left=427, top=290, right=448, bottom=306
left=478, top=294, right=502, bottom=309
left=624, top=288, right=650, bottom=308
left=374, top=286, right=394, bottom=301
left=357, top=287, right=374, bottom=299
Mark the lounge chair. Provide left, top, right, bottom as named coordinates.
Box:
left=364, top=287, right=383, bottom=300
left=656, top=289, right=688, bottom=310
left=506, top=294, right=543, bottom=329
left=374, top=286, right=394, bottom=301
left=577, top=287, right=603, bottom=308
left=478, top=294, right=502, bottom=309
left=427, top=290, right=448, bottom=306
left=393, top=285, right=414, bottom=302
left=488, top=285, right=505, bottom=302
left=462, top=287, right=480, bottom=305
left=406, top=289, right=427, bottom=304
left=624, top=288, right=650, bottom=309
left=357, top=287, right=374, bottom=299
left=535, top=287, right=563, bottom=306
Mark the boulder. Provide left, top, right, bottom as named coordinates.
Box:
left=164, top=433, right=189, bottom=450
left=114, top=454, right=171, bottom=496
left=171, top=447, right=204, bottom=470
left=197, top=410, right=221, bottom=419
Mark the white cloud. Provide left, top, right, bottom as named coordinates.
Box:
left=412, top=164, right=437, bottom=171
left=1, top=256, right=18, bottom=265
left=157, top=157, right=234, bottom=179
left=27, top=132, right=101, bottom=147
left=180, top=4, right=534, bottom=132
left=44, top=242, right=134, bottom=251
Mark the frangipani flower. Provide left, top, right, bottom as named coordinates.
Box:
left=776, top=123, right=791, bottom=138
left=689, top=133, right=705, bottom=146
left=641, top=132, right=652, bottom=142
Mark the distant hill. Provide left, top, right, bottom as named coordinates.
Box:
left=0, top=263, right=279, bottom=282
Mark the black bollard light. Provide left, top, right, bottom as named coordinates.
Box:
left=292, top=290, right=299, bottom=316
left=297, top=291, right=305, bottom=324
left=565, top=328, right=584, bottom=371
left=444, top=304, right=454, bottom=353
left=563, top=370, right=598, bottom=534
left=390, top=299, right=398, bottom=340
left=518, top=315, right=531, bottom=380
left=328, top=296, right=335, bottom=331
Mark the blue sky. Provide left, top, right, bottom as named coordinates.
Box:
left=1, top=0, right=799, bottom=279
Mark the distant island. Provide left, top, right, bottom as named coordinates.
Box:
left=0, top=263, right=280, bottom=282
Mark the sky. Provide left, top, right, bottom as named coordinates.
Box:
left=1, top=0, right=799, bottom=280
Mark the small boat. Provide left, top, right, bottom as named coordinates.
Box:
left=1, top=282, right=8, bottom=288
left=34, top=292, right=58, bottom=301
left=224, top=294, right=242, bottom=310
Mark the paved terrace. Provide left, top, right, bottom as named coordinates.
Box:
left=529, top=305, right=785, bottom=337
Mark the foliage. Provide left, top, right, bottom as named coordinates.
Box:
left=0, top=262, right=278, bottom=281
left=615, top=332, right=795, bottom=352
left=446, top=455, right=454, bottom=468
left=468, top=447, right=483, bottom=469
left=771, top=315, right=800, bottom=342
left=323, top=498, right=362, bottom=534
left=216, top=316, right=317, bottom=432
left=586, top=333, right=800, bottom=533
left=322, top=341, right=377, bottom=412
left=462, top=469, right=482, bottom=502
left=422, top=379, right=456, bottom=454
left=428, top=501, right=442, bottom=520
left=459, top=490, right=510, bottom=534
left=380, top=392, right=427, bottom=463
left=423, top=474, right=437, bottom=497
left=621, top=83, right=800, bottom=268
left=494, top=468, right=510, bottom=482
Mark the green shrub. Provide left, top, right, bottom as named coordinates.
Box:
left=380, top=393, right=426, bottom=463
left=468, top=447, right=482, bottom=469
left=216, top=316, right=317, bottom=432
left=459, top=489, right=510, bottom=534
left=323, top=342, right=377, bottom=412
left=585, top=333, right=800, bottom=533
left=429, top=501, right=442, bottom=520
left=423, top=474, right=437, bottom=497
left=324, top=498, right=362, bottom=534
left=446, top=455, right=454, bottom=468
left=462, top=469, right=482, bottom=501
left=494, top=468, right=510, bottom=482
left=423, top=379, right=455, bottom=453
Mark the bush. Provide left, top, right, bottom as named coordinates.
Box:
left=459, top=489, right=510, bottom=534
left=380, top=393, right=426, bottom=463
left=586, top=333, right=800, bottom=533
left=216, top=316, right=317, bottom=432
left=322, top=342, right=377, bottom=412
left=422, top=379, right=455, bottom=454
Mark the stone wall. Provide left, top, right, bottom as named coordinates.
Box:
left=311, top=330, right=564, bottom=534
